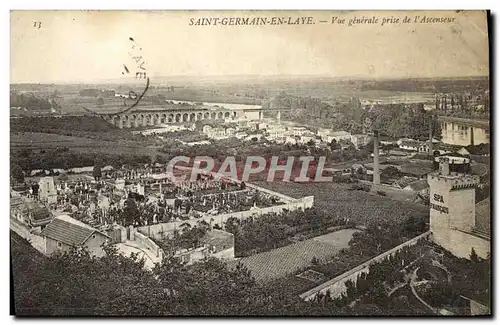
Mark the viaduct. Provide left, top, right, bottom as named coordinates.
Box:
left=101, top=107, right=264, bottom=129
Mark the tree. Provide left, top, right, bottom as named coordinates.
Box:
left=10, top=163, right=24, bottom=183
left=92, top=165, right=102, bottom=181
left=122, top=198, right=141, bottom=226
left=224, top=217, right=240, bottom=235
left=97, top=97, right=104, bottom=106
left=470, top=247, right=480, bottom=263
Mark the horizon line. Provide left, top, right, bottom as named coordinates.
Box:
left=10, top=74, right=490, bottom=85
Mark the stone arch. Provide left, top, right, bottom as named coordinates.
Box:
left=232, top=111, right=237, bottom=118
left=175, top=113, right=182, bottom=123
left=204, top=112, right=210, bottom=119
left=182, top=113, right=189, bottom=122
left=168, top=114, right=174, bottom=123
left=123, top=115, right=132, bottom=128
left=161, top=113, right=167, bottom=124
left=190, top=113, right=196, bottom=122
left=211, top=112, right=217, bottom=119
left=140, top=114, right=147, bottom=127
left=132, top=114, right=139, bottom=128
left=104, top=115, right=113, bottom=125
left=217, top=112, right=223, bottom=119
left=197, top=112, right=203, bottom=120
left=153, top=113, right=160, bottom=125
left=224, top=112, right=230, bottom=118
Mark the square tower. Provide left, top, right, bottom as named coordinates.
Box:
left=38, top=176, right=57, bottom=206
left=427, top=158, right=480, bottom=253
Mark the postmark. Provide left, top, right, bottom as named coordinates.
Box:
left=82, top=37, right=150, bottom=115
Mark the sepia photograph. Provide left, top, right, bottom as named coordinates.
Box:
left=9, top=9, right=491, bottom=316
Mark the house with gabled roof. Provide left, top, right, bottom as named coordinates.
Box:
left=40, top=214, right=110, bottom=257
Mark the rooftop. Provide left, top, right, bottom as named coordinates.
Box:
left=475, top=198, right=490, bottom=236
left=405, top=179, right=430, bottom=192
left=40, top=215, right=108, bottom=246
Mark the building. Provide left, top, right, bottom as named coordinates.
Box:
left=432, top=154, right=471, bottom=174
left=38, top=176, right=57, bottom=206
left=427, top=158, right=489, bottom=259
left=403, top=179, right=430, bottom=196
left=350, top=134, right=371, bottom=149
left=418, top=143, right=430, bottom=154
left=40, top=215, right=110, bottom=257
left=10, top=196, right=53, bottom=228
left=392, top=176, right=418, bottom=189
left=457, top=148, right=471, bottom=156
left=398, top=140, right=421, bottom=151
left=400, top=164, right=434, bottom=179
left=325, top=131, right=352, bottom=144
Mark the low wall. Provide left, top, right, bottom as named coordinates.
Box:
left=134, top=231, right=165, bottom=258
left=300, top=231, right=431, bottom=301
left=10, top=218, right=46, bottom=255
left=137, top=195, right=314, bottom=241
left=245, top=182, right=296, bottom=203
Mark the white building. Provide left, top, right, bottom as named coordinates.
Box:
left=350, top=134, right=371, bottom=149
left=325, top=131, right=352, bottom=144
left=38, top=177, right=57, bottom=206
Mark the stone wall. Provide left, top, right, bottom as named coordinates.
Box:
left=299, top=231, right=431, bottom=301
left=245, top=182, right=296, bottom=203
left=432, top=229, right=490, bottom=260
left=10, top=218, right=46, bottom=255
left=137, top=195, right=314, bottom=241
left=134, top=231, right=165, bottom=259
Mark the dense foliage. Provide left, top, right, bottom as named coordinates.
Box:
left=11, top=232, right=354, bottom=316
left=225, top=208, right=355, bottom=257
left=10, top=116, right=139, bottom=141
left=11, top=147, right=152, bottom=173
left=369, top=103, right=441, bottom=139
left=267, top=93, right=364, bottom=134
left=10, top=91, right=55, bottom=110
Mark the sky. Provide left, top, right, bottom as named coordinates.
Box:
left=10, top=10, right=490, bottom=84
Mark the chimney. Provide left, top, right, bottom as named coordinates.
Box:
left=440, top=157, right=450, bottom=176
left=428, top=115, right=433, bottom=156
left=470, top=127, right=475, bottom=146
left=373, top=130, right=380, bottom=186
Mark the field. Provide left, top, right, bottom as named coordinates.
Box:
left=10, top=132, right=160, bottom=157
left=228, top=228, right=358, bottom=283
left=253, top=181, right=429, bottom=226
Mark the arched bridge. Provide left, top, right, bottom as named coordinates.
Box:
left=102, top=107, right=264, bottom=128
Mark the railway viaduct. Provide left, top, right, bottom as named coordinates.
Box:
left=102, top=107, right=264, bottom=129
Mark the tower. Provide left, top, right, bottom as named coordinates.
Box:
left=38, top=176, right=57, bottom=206
left=470, top=126, right=475, bottom=146
left=428, top=114, right=433, bottom=156
left=372, top=130, right=381, bottom=187
left=427, top=157, right=481, bottom=257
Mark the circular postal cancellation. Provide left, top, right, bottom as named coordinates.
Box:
left=82, top=37, right=150, bottom=116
